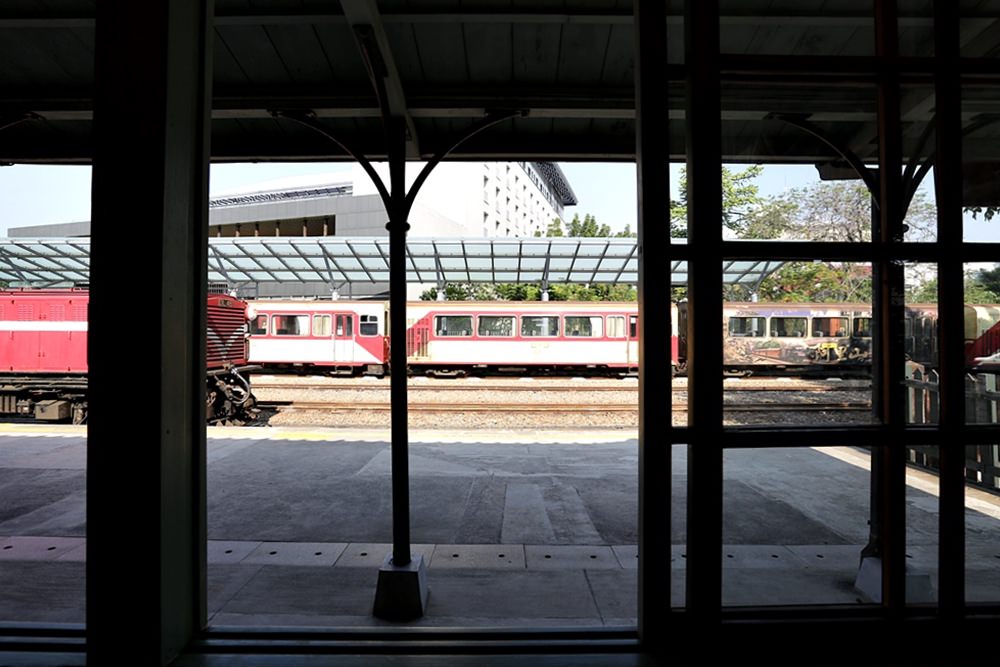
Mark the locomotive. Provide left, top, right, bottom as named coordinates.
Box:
left=0, top=289, right=257, bottom=424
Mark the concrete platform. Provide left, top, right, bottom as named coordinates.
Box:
left=1, top=425, right=999, bottom=628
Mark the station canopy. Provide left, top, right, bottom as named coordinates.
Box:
left=0, top=237, right=784, bottom=289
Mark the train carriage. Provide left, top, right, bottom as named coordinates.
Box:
left=246, top=300, right=389, bottom=375
left=0, top=289, right=256, bottom=424
left=404, top=301, right=644, bottom=376
left=710, top=303, right=873, bottom=375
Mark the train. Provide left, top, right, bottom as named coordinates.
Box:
left=245, top=298, right=1000, bottom=378
left=4, top=289, right=1000, bottom=423
left=0, top=289, right=257, bottom=424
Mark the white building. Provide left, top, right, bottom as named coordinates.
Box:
left=8, top=161, right=575, bottom=241
left=6, top=162, right=576, bottom=298
left=349, top=161, right=575, bottom=238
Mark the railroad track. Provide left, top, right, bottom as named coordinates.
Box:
left=257, top=400, right=872, bottom=413
left=253, top=381, right=872, bottom=393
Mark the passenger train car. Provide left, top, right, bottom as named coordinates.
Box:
left=243, top=298, right=1000, bottom=378
left=711, top=302, right=873, bottom=375
left=247, top=300, right=389, bottom=376
left=405, top=300, right=646, bottom=376
left=0, top=289, right=256, bottom=423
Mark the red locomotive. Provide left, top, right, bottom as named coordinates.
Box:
left=0, top=289, right=256, bottom=424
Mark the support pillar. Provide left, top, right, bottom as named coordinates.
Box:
left=634, top=0, right=672, bottom=651
left=88, top=1, right=213, bottom=663
left=373, top=116, right=428, bottom=620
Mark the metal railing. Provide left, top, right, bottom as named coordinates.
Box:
left=904, top=368, right=1000, bottom=492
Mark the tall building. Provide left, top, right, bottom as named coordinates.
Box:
left=7, top=161, right=576, bottom=241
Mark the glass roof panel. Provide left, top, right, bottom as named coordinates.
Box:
left=0, top=238, right=774, bottom=287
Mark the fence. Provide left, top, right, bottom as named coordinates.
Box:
left=904, top=368, right=1000, bottom=493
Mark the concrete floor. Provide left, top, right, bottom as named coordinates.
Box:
left=1, top=425, right=1000, bottom=629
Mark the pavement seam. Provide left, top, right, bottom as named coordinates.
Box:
left=581, top=569, right=606, bottom=626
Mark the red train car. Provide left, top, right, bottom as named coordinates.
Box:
left=0, top=289, right=256, bottom=424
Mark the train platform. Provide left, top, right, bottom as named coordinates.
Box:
left=1, top=425, right=1000, bottom=628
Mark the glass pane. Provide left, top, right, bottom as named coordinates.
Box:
left=905, top=442, right=939, bottom=606
left=902, top=85, right=938, bottom=243
left=272, top=314, right=309, bottom=336
left=961, top=7, right=1000, bottom=58
left=477, top=315, right=514, bottom=337
left=967, top=442, right=1000, bottom=603
left=722, top=446, right=874, bottom=606
left=963, top=85, right=1000, bottom=241
left=521, top=316, right=559, bottom=337
left=905, top=263, right=938, bottom=425
left=720, top=82, right=878, bottom=243
left=435, top=315, right=473, bottom=337
left=250, top=314, right=267, bottom=335
left=900, top=0, right=934, bottom=56
left=721, top=267, right=875, bottom=428
left=312, top=315, right=331, bottom=337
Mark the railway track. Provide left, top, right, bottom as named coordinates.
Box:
left=252, top=380, right=873, bottom=393
left=257, top=400, right=872, bottom=414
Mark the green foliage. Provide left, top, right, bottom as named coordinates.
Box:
left=419, top=283, right=500, bottom=301
left=906, top=270, right=1000, bottom=304
left=670, top=164, right=765, bottom=238
left=975, top=266, right=1000, bottom=296
left=755, top=262, right=872, bottom=303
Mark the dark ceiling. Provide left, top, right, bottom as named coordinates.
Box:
left=1, top=1, right=997, bottom=166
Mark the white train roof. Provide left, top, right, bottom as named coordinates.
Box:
left=0, top=236, right=783, bottom=288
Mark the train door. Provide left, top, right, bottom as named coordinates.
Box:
left=333, top=313, right=354, bottom=364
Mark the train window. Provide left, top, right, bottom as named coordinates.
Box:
left=811, top=317, right=848, bottom=338
left=521, top=315, right=559, bottom=337
left=336, top=315, right=353, bottom=337
left=435, top=315, right=473, bottom=336
left=249, top=314, right=268, bottom=335
left=478, top=315, right=514, bottom=337
left=360, top=314, right=379, bottom=336
left=629, top=315, right=637, bottom=339
left=728, top=316, right=765, bottom=337
left=854, top=317, right=872, bottom=337
left=313, top=315, right=331, bottom=337
left=272, top=314, right=309, bottom=336
left=607, top=316, right=626, bottom=339
left=769, top=317, right=807, bottom=338
left=564, top=316, right=603, bottom=337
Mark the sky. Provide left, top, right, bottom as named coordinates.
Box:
left=0, top=160, right=996, bottom=242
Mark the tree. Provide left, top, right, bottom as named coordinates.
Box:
left=754, top=262, right=872, bottom=303
left=670, top=164, right=766, bottom=238
left=906, top=270, right=1000, bottom=304
left=740, top=180, right=936, bottom=243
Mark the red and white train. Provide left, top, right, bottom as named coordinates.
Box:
left=245, top=298, right=1000, bottom=377
left=245, top=299, right=656, bottom=377
left=0, top=289, right=256, bottom=423
left=4, top=289, right=1000, bottom=423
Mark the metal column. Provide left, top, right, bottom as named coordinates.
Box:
left=634, top=0, right=672, bottom=649
left=685, top=0, right=724, bottom=622
left=873, top=0, right=908, bottom=615
left=88, top=1, right=213, bottom=663
left=934, top=0, right=966, bottom=619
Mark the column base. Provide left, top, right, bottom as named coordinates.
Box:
left=373, top=553, right=430, bottom=621
left=854, top=555, right=935, bottom=603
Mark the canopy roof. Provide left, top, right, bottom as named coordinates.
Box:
left=0, top=237, right=784, bottom=289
